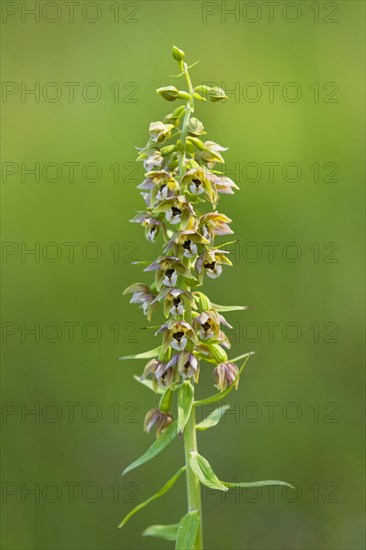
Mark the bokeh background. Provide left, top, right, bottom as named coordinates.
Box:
left=1, top=1, right=365, bottom=549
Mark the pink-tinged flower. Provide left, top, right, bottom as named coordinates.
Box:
left=130, top=212, right=166, bottom=243
left=145, top=256, right=195, bottom=290
left=213, top=362, right=240, bottom=392
left=144, top=408, right=173, bottom=435
left=156, top=321, right=196, bottom=352
left=141, top=359, right=176, bottom=389
left=153, top=195, right=195, bottom=229
left=123, top=283, right=158, bottom=321
left=194, top=310, right=232, bottom=348
left=198, top=212, right=233, bottom=241
left=167, top=352, right=198, bottom=380
left=208, top=172, right=239, bottom=195
left=195, top=249, right=232, bottom=281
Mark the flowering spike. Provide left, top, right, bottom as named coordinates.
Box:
left=120, top=47, right=290, bottom=548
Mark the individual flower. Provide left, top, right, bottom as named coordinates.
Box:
left=153, top=287, right=196, bottom=318
left=138, top=170, right=179, bottom=207
left=167, top=352, right=198, bottom=380
left=141, top=359, right=176, bottom=389
left=144, top=408, right=173, bottom=435
left=149, top=121, right=175, bottom=144
left=213, top=361, right=240, bottom=391
left=153, top=195, right=195, bottom=229
left=198, top=212, right=233, bottom=241
left=196, top=140, right=228, bottom=167
left=164, top=229, right=210, bottom=258
left=195, top=249, right=232, bottom=281
left=157, top=321, right=196, bottom=352
left=181, top=166, right=218, bottom=205
left=207, top=172, right=239, bottom=195
left=193, top=310, right=232, bottom=348
left=130, top=212, right=166, bottom=243
left=145, top=256, right=195, bottom=290
left=122, top=283, right=158, bottom=321
left=143, top=149, right=164, bottom=171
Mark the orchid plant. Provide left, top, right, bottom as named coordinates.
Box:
left=119, top=46, right=292, bottom=550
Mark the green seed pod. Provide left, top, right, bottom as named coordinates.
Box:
left=194, top=292, right=212, bottom=311
left=207, top=344, right=228, bottom=364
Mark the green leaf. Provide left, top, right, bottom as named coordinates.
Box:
left=189, top=451, right=228, bottom=492
left=196, top=404, right=230, bottom=431
left=178, top=382, right=194, bottom=436
left=118, top=466, right=186, bottom=528
left=224, top=480, right=295, bottom=489
left=133, top=375, right=164, bottom=394
left=195, top=354, right=253, bottom=406
left=122, top=422, right=178, bottom=476
left=211, top=303, right=254, bottom=312
left=143, top=523, right=179, bottom=541
left=175, top=511, right=200, bottom=550
left=119, top=346, right=161, bottom=361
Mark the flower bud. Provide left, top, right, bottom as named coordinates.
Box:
left=156, top=86, right=179, bottom=101
left=187, top=117, right=206, bottom=136
left=194, top=85, right=228, bottom=102
left=172, top=45, right=185, bottom=61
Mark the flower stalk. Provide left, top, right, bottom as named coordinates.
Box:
left=119, top=46, right=293, bottom=550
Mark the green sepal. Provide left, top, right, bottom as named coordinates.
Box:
left=118, top=466, right=186, bottom=528
left=189, top=451, right=228, bottom=492
left=177, top=382, right=194, bottom=436
left=133, top=375, right=164, bottom=394
left=143, top=523, right=179, bottom=541
left=196, top=404, right=230, bottom=431
left=118, top=346, right=161, bottom=361
left=211, top=303, right=255, bottom=312
left=224, top=480, right=295, bottom=490
left=122, top=421, right=178, bottom=476
left=195, top=353, right=253, bottom=406
left=175, top=511, right=200, bottom=550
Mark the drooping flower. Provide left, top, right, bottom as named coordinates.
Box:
left=130, top=212, right=166, bottom=243
left=195, top=140, right=228, bottom=167
left=123, top=283, right=158, bottom=321
left=213, top=361, right=240, bottom=391
left=198, top=212, right=233, bottom=241
left=144, top=408, right=173, bottom=435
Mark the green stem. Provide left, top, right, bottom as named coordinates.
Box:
left=184, top=395, right=203, bottom=549
left=178, top=61, right=195, bottom=176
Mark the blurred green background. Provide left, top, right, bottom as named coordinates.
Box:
left=1, top=1, right=365, bottom=549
